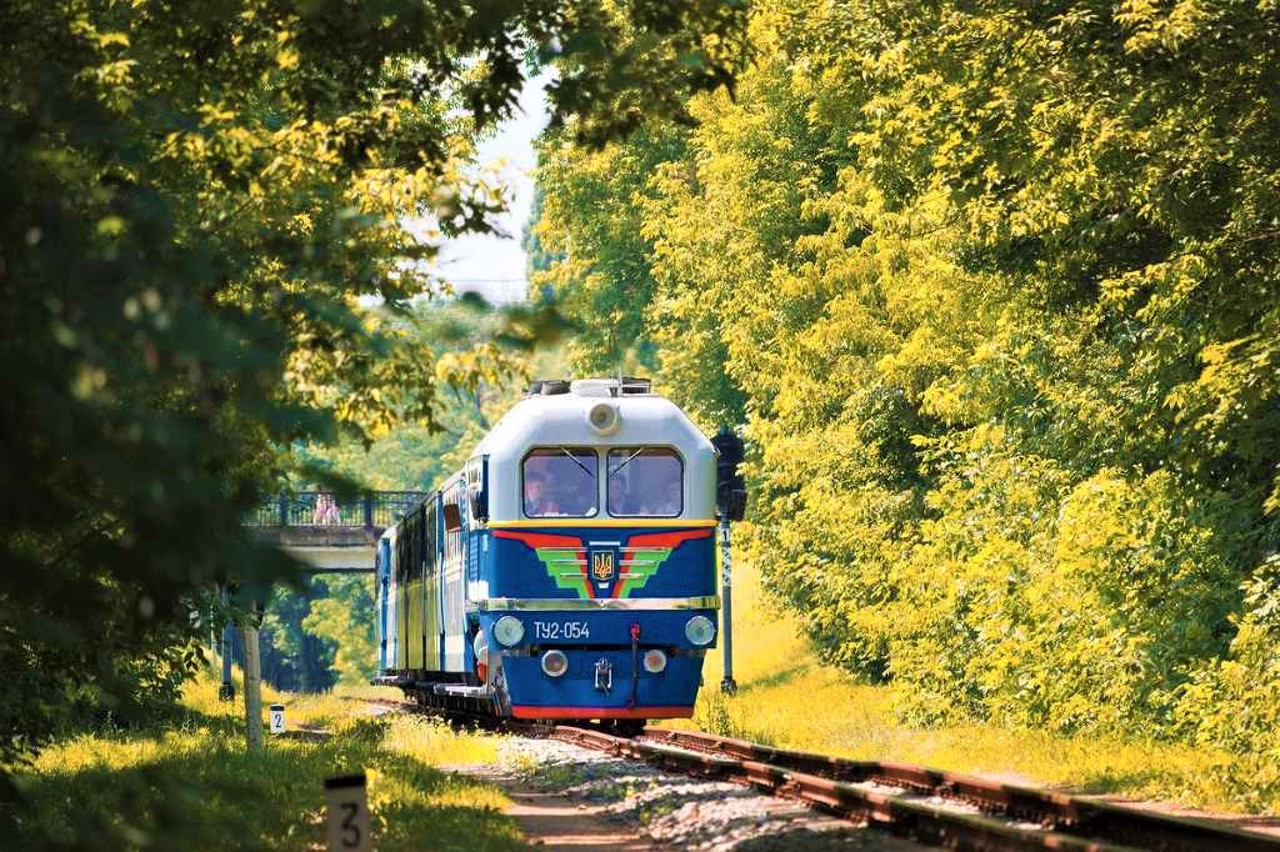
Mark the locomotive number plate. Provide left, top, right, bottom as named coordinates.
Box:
left=533, top=621, right=591, bottom=640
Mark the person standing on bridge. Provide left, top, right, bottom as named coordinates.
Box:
left=313, top=492, right=340, bottom=525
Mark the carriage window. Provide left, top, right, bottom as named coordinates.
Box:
left=607, top=448, right=683, bottom=517
left=522, top=447, right=599, bottom=518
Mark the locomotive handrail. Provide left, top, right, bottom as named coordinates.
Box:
left=245, top=490, right=428, bottom=530
left=467, top=595, right=720, bottom=612
left=485, top=518, right=718, bottom=529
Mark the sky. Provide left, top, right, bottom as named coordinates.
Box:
left=433, top=72, right=552, bottom=306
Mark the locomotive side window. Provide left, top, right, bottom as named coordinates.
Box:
left=522, top=447, right=599, bottom=518
left=443, top=486, right=463, bottom=559
left=606, top=447, right=683, bottom=517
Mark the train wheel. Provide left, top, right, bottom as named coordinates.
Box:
left=606, top=719, right=645, bottom=737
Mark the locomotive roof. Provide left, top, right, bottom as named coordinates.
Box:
left=473, top=382, right=713, bottom=460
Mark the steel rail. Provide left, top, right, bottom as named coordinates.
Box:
left=549, top=725, right=1135, bottom=851
left=545, top=725, right=1278, bottom=852
left=638, top=728, right=1278, bottom=851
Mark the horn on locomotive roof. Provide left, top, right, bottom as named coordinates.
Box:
left=619, top=376, right=652, bottom=395
left=524, top=378, right=571, bottom=396
left=572, top=377, right=653, bottom=397
left=524, top=377, right=652, bottom=397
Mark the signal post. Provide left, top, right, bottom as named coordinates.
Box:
left=711, top=427, right=747, bottom=695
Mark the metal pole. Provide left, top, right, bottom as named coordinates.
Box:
left=219, top=586, right=235, bottom=701
left=220, top=622, right=235, bottom=700
left=719, top=516, right=737, bottom=695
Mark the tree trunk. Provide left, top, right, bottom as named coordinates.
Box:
left=240, top=620, right=263, bottom=752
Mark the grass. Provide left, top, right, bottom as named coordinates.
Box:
left=10, top=671, right=521, bottom=851
left=672, top=559, right=1264, bottom=814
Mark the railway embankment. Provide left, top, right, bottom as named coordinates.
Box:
left=15, top=664, right=1280, bottom=850
left=15, top=560, right=1280, bottom=850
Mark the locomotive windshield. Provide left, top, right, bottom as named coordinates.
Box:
left=522, top=447, right=599, bottom=517
left=607, top=447, right=683, bottom=517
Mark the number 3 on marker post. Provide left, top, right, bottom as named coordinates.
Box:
left=324, top=774, right=370, bottom=852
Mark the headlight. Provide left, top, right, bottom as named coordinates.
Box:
left=472, top=630, right=488, bottom=659
left=642, top=649, right=668, bottom=674
left=685, top=615, right=715, bottom=646
left=586, top=402, right=620, bottom=435
left=541, top=649, right=568, bottom=677
left=493, top=615, right=525, bottom=647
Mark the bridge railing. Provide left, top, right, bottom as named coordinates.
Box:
left=247, top=491, right=428, bottom=530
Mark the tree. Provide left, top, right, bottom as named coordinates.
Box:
left=533, top=128, right=689, bottom=377
left=533, top=0, right=1280, bottom=778
left=261, top=583, right=336, bottom=693
left=0, top=0, right=748, bottom=765
left=302, top=576, right=377, bottom=687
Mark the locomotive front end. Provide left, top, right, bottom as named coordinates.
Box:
left=468, top=378, right=719, bottom=724
left=478, top=524, right=717, bottom=721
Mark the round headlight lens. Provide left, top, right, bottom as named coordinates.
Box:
left=493, top=615, right=525, bottom=647
left=472, top=630, right=488, bottom=659
left=587, top=402, right=620, bottom=434
left=685, top=615, right=715, bottom=647
left=642, top=649, right=668, bottom=674
left=541, top=649, right=568, bottom=677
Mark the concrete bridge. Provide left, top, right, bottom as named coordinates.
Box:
left=219, top=490, right=428, bottom=700
left=247, top=491, right=427, bottom=573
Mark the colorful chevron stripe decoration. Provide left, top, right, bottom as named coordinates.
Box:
left=493, top=528, right=711, bottom=599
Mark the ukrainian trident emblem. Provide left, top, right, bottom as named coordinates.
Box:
left=591, top=550, right=616, bottom=583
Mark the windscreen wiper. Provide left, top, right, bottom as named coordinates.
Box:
left=609, top=447, right=645, bottom=478
left=559, top=446, right=596, bottom=479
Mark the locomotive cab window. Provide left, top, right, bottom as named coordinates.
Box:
left=607, top=448, right=683, bottom=517
left=522, top=447, right=599, bottom=518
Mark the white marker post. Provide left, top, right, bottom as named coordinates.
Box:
left=269, top=703, right=285, bottom=735
left=325, top=774, right=370, bottom=852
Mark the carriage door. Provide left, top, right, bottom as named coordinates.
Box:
left=423, top=498, right=444, bottom=671
left=442, top=483, right=468, bottom=672
left=377, top=539, right=390, bottom=671
left=465, top=456, right=488, bottom=587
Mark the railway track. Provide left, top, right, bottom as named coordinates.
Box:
left=546, top=724, right=1279, bottom=852
left=360, top=697, right=1275, bottom=850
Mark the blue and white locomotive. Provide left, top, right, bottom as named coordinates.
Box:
left=373, top=377, right=725, bottom=727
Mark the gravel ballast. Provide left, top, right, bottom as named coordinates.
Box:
left=495, top=735, right=931, bottom=850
